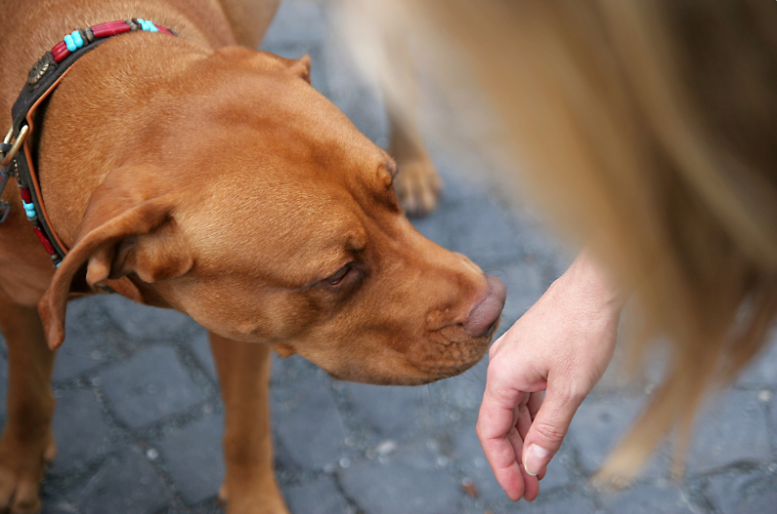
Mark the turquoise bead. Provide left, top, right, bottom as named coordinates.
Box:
left=64, top=34, right=76, bottom=52
left=23, top=201, right=36, bottom=218
left=71, top=30, right=84, bottom=48
left=138, top=19, right=158, bottom=32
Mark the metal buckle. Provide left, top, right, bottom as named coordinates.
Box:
left=0, top=127, right=19, bottom=225
left=1, top=124, right=29, bottom=168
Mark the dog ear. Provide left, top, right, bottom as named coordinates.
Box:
left=38, top=166, right=192, bottom=350
left=85, top=216, right=193, bottom=288
left=215, top=47, right=312, bottom=83
left=287, top=54, right=312, bottom=84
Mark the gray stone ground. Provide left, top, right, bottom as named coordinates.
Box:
left=2, top=1, right=776, bottom=513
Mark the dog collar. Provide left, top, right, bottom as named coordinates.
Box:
left=0, top=19, right=176, bottom=267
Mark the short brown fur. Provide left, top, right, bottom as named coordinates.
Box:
left=0, top=1, right=503, bottom=512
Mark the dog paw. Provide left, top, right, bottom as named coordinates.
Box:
left=218, top=482, right=290, bottom=514
left=0, top=435, right=55, bottom=514
left=394, top=156, right=442, bottom=217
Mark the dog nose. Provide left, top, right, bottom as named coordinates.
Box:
left=465, top=275, right=506, bottom=337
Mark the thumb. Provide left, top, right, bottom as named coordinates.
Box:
left=522, top=385, right=585, bottom=476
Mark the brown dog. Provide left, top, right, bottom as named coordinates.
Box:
left=0, top=1, right=504, bottom=513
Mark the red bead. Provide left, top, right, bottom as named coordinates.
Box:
left=92, top=22, right=131, bottom=38
left=51, top=41, right=69, bottom=63
left=19, top=188, right=32, bottom=203
left=156, top=26, right=173, bottom=35
left=33, top=227, right=56, bottom=255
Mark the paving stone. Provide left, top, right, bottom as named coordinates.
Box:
left=540, top=451, right=576, bottom=492
left=452, top=426, right=508, bottom=502
left=272, top=429, right=305, bottom=475
left=687, top=390, right=770, bottom=474
left=453, top=426, right=573, bottom=503
left=567, top=396, right=670, bottom=479
left=704, top=470, right=777, bottom=514
left=424, top=147, right=495, bottom=205
left=51, top=389, right=112, bottom=472
left=53, top=339, right=109, bottom=382
left=101, top=294, right=195, bottom=342
left=282, top=475, right=351, bottom=514
left=262, top=0, right=327, bottom=46
left=72, top=449, right=171, bottom=514
left=54, top=296, right=122, bottom=381
left=410, top=205, right=452, bottom=249
left=443, top=197, right=523, bottom=268
left=339, top=456, right=459, bottom=514
left=489, top=262, right=546, bottom=337
left=272, top=381, right=347, bottom=470
left=40, top=499, right=80, bottom=514
left=189, top=330, right=218, bottom=382
left=271, top=353, right=322, bottom=385
left=738, top=333, right=777, bottom=386
left=158, top=413, right=224, bottom=505
left=387, top=439, right=443, bottom=470
left=98, top=345, right=206, bottom=428
left=342, top=383, right=422, bottom=438
left=327, top=86, right=388, bottom=146
left=600, top=484, right=701, bottom=514
left=260, top=42, right=329, bottom=94
left=432, top=358, right=487, bottom=411
left=770, top=395, right=777, bottom=435
left=514, top=495, right=596, bottom=514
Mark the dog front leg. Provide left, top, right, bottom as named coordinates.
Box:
left=389, top=108, right=441, bottom=217
left=0, top=288, right=56, bottom=514
left=209, top=333, right=289, bottom=514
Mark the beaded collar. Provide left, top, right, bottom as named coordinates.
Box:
left=0, top=19, right=176, bottom=267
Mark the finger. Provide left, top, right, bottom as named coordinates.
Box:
left=528, top=391, right=544, bottom=421
left=521, top=464, right=541, bottom=501
left=526, top=392, right=548, bottom=480
left=515, top=403, right=532, bottom=441
left=477, top=388, right=526, bottom=501
left=522, top=384, right=585, bottom=477
left=514, top=405, right=541, bottom=501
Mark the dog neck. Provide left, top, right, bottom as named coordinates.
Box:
left=5, top=20, right=179, bottom=266
left=18, top=30, right=216, bottom=250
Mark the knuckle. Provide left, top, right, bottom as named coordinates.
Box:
left=486, top=356, right=513, bottom=385
left=475, top=422, right=486, bottom=441
left=553, top=380, right=589, bottom=405
left=531, top=420, right=567, bottom=445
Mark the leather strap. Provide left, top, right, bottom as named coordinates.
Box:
left=14, top=68, right=80, bottom=258
left=2, top=19, right=175, bottom=266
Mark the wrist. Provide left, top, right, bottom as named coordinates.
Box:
left=555, top=250, right=625, bottom=319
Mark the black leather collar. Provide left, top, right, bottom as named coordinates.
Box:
left=0, top=19, right=175, bottom=266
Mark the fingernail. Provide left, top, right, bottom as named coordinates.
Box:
left=524, top=444, right=551, bottom=476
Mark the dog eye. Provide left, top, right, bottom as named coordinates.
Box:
left=324, top=264, right=351, bottom=286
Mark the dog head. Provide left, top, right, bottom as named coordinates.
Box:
left=39, top=47, right=504, bottom=385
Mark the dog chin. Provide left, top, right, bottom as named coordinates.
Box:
left=324, top=352, right=487, bottom=386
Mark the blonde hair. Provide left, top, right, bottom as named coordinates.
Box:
left=343, top=0, right=777, bottom=480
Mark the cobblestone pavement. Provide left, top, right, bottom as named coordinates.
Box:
left=2, top=2, right=776, bottom=513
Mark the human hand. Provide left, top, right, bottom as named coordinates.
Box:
left=476, top=252, right=623, bottom=501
